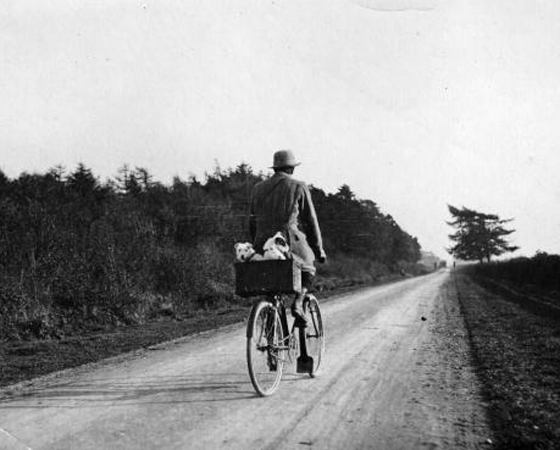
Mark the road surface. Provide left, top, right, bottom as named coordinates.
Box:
left=0, top=271, right=492, bottom=449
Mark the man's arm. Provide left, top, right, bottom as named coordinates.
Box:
left=299, top=184, right=326, bottom=262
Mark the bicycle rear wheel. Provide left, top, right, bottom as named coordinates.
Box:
left=303, top=295, right=324, bottom=377
left=246, top=300, right=286, bottom=396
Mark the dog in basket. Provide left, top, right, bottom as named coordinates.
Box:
left=234, top=232, right=290, bottom=262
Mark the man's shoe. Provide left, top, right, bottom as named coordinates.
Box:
left=291, top=300, right=308, bottom=328
left=267, top=352, right=277, bottom=371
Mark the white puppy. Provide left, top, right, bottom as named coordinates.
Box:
left=234, top=242, right=263, bottom=262
left=262, top=232, right=290, bottom=260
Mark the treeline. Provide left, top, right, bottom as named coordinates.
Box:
left=0, top=163, right=422, bottom=340
left=473, top=251, right=560, bottom=295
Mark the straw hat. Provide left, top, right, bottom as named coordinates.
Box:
left=271, top=150, right=301, bottom=168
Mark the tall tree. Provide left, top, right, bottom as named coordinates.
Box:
left=68, top=163, right=99, bottom=197
left=446, top=205, right=519, bottom=263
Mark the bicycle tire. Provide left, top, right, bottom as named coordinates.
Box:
left=303, top=295, right=324, bottom=377
left=246, top=300, right=286, bottom=396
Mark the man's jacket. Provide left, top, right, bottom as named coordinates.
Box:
left=249, top=172, right=325, bottom=274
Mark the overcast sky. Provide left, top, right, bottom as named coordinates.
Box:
left=2, top=0, right=560, bottom=259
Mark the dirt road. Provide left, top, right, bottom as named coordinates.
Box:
left=0, top=271, right=492, bottom=450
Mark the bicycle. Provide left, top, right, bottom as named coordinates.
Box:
left=235, top=259, right=325, bottom=396
left=245, top=292, right=324, bottom=396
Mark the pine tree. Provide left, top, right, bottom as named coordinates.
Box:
left=447, top=205, right=519, bottom=262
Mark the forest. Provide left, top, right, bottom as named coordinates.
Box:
left=0, top=163, right=425, bottom=340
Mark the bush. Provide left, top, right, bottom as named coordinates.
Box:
left=474, top=252, right=560, bottom=294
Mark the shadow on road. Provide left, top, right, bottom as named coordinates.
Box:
left=0, top=373, right=256, bottom=408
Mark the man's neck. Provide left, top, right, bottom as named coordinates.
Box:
left=274, top=170, right=293, bottom=177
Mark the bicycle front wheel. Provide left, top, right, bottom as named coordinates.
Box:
left=304, top=295, right=324, bottom=377
left=246, top=300, right=286, bottom=396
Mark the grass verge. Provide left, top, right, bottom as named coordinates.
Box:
left=0, top=305, right=250, bottom=388
left=454, top=270, right=560, bottom=450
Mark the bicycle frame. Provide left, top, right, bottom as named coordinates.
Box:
left=245, top=295, right=295, bottom=357
left=246, top=295, right=287, bottom=338
left=245, top=291, right=324, bottom=395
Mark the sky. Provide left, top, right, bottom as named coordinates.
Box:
left=2, top=0, right=560, bottom=260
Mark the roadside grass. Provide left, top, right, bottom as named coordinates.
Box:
left=455, top=270, right=560, bottom=450
left=0, top=304, right=250, bottom=389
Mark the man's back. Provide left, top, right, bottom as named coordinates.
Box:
left=250, top=172, right=303, bottom=249
left=250, top=170, right=323, bottom=274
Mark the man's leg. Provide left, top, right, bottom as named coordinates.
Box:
left=291, top=271, right=313, bottom=326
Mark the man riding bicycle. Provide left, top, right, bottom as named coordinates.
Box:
left=249, top=150, right=327, bottom=327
